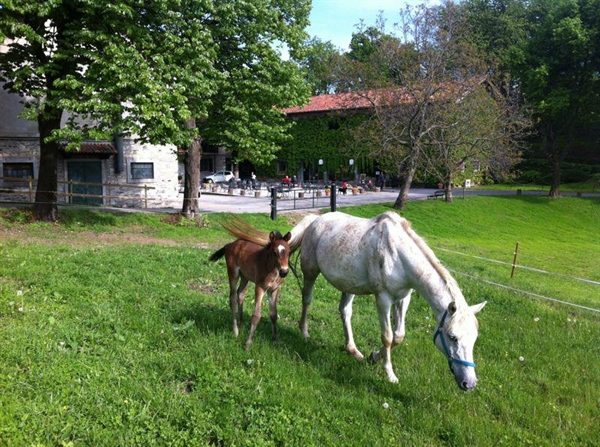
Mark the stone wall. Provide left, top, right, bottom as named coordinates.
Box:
left=0, top=137, right=182, bottom=208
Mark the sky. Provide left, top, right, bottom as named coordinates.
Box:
left=306, top=0, right=431, bottom=51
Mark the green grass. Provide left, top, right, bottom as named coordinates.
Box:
left=1, top=197, right=599, bottom=446
left=472, top=181, right=599, bottom=193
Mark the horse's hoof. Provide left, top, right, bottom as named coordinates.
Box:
left=387, top=375, right=399, bottom=384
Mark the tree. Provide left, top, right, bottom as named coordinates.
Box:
left=1, top=0, right=311, bottom=220
left=342, top=2, right=526, bottom=208
left=422, top=82, right=526, bottom=201
left=508, top=0, right=600, bottom=197
left=178, top=0, right=311, bottom=216
left=298, top=37, right=343, bottom=95
left=1, top=0, right=218, bottom=221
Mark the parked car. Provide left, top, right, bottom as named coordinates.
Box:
left=203, top=170, right=234, bottom=183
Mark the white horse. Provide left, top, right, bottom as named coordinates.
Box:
left=288, top=211, right=486, bottom=390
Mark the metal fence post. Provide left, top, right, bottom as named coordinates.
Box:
left=270, top=187, right=277, bottom=220
left=330, top=182, right=337, bottom=212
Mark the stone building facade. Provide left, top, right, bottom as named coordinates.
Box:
left=0, top=85, right=182, bottom=208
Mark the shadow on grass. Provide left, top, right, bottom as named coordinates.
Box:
left=169, top=298, right=418, bottom=404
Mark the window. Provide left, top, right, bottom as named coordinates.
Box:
left=200, top=158, right=214, bottom=172
left=3, top=162, right=34, bottom=179
left=131, top=162, right=154, bottom=179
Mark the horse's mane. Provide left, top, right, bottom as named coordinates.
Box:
left=220, top=216, right=273, bottom=246
left=392, top=213, right=467, bottom=308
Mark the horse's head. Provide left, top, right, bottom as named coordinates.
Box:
left=434, top=300, right=487, bottom=391
left=268, top=231, right=292, bottom=278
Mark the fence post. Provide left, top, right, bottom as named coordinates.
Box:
left=144, top=185, right=148, bottom=208
left=270, top=187, right=277, bottom=220
left=330, top=182, right=337, bottom=212
left=511, top=242, right=520, bottom=278
left=28, top=177, right=34, bottom=202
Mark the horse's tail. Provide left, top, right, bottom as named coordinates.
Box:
left=209, top=246, right=226, bottom=262
left=288, top=213, right=320, bottom=253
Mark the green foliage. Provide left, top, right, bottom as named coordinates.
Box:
left=0, top=0, right=219, bottom=147
left=280, top=113, right=371, bottom=176
left=298, top=37, right=343, bottom=95
left=0, top=0, right=312, bottom=219
left=0, top=197, right=599, bottom=444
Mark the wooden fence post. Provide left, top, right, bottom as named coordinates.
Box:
left=511, top=242, right=520, bottom=278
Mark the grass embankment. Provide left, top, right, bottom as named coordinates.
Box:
left=0, top=196, right=598, bottom=446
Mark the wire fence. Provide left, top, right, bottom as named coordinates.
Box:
left=432, top=245, right=600, bottom=314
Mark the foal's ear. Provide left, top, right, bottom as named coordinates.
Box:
left=269, top=231, right=275, bottom=242
left=470, top=301, right=487, bottom=314
left=284, top=232, right=292, bottom=242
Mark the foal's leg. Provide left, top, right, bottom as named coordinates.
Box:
left=370, top=293, right=398, bottom=383
left=245, top=286, right=265, bottom=350
left=268, top=288, right=280, bottom=341
left=339, top=292, right=364, bottom=360
left=236, top=276, right=250, bottom=325
left=227, top=268, right=241, bottom=337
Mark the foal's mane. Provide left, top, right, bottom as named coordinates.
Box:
left=220, top=216, right=276, bottom=247
left=394, top=214, right=466, bottom=307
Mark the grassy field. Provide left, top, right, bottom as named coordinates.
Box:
left=1, top=196, right=599, bottom=446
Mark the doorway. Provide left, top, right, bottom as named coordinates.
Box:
left=67, top=161, right=103, bottom=205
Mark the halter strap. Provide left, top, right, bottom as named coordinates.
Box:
left=433, top=310, right=476, bottom=368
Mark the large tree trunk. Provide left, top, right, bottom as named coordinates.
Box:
left=548, top=155, right=562, bottom=198
left=545, top=124, right=562, bottom=198
left=33, top=110, right=62, bottom=222
left=393, top=156, right=418, bottom=210
left=182, top=118, right=202, bottom=217
left=445, top=173, right=453, bottom=203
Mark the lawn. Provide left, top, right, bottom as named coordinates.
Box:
left=0, top=196, right=598, bottom=446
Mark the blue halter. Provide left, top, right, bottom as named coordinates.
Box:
left=433, top=310, right=476, bottom=369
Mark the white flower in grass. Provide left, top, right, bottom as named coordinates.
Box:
left=519, top=356, right=525, bottom=362
left=534, top=317, right=539, bottom=322
left=382, top=402, right=389, bottom=409
left=17, top=290, right=23, bottom=296
left=247, top=359, right=254, bottom=366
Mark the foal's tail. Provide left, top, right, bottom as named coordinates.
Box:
left=288, top=213, right=320, bottom=253
left=220, top=216, right=271, bottom=246
left=209, top=246, right=226, bottom=262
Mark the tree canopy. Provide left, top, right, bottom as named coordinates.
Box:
left=0, top=0, right=311, bottom=220
left=463, top=0, right=600, bottom=197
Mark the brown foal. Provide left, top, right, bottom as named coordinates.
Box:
left=210, top=220, right=292, bottom=349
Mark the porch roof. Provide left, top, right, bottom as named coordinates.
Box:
left=61, top=142, right=117, bottom=155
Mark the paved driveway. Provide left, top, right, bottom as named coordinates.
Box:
left=194, top=187, right=596, bottom=215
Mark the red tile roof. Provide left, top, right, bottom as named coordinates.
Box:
left=283, top=92, right=375, bottom=114
left=283, top=79, right=487, bottom=116
left=61, top=142, right=117, bottom=155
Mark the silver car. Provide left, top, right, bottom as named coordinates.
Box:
left=204, top=170, right=234, bottom=183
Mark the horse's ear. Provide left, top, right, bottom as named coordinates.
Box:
left=470, top=301, right=487, bottom=314
left=448, top=301, right=457, bottom=315
left=269, top=231, right=275, bottom=242
left=284, top=232, right=292, bottom=242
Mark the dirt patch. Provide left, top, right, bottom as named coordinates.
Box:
left=0, top=228, right=210, bottom=249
